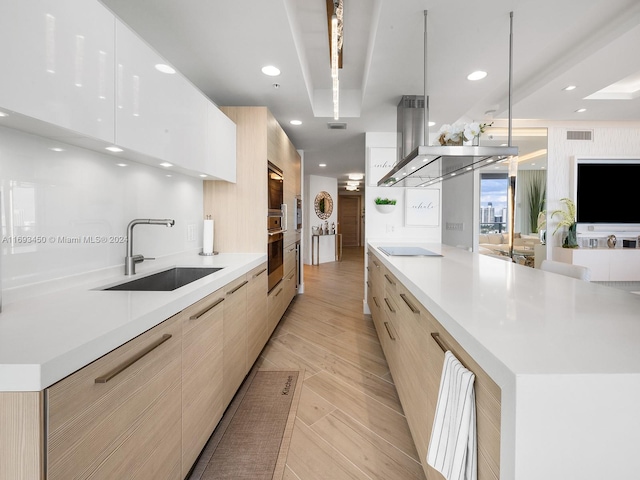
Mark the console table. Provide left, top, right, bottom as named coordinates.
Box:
left=311, top=233, right=342, bottom=265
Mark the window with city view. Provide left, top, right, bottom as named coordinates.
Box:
left=480, top=173, right=508, bottom=233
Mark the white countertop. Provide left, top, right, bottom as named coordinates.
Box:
left=368, top=242, right=640, bottom=382
left=369, top=242, right=640, bottom=479
left=0, top=251, right=266, bottom=391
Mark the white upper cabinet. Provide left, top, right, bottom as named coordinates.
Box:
left=114, top=21, right=207, bottom=171
left=0, top=0, right=115, bottom=142
left=0, top=1, right=235, bottom=180
left=207, top=103, right=237, bottom=182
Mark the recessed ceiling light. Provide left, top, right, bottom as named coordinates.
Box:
left=160, top=162, right=173, bottom=167
left=155, top=64, right=176, bottom=74
left=451, top=173, right=457, bottom=177
left=290, top=120, right=302, bottom=126
left=319, top=163, right=326, bottom=167
left=105, top=146, right=123, bottom=153
left=50, top=147, right=65, bottom=152
left=467, top=70, right=487, bottom=81
left=466, top=166, right=472, bottom=171
left=428, top=121, right=436, bottom=127
left=261, top=65, right=281, bottom=76
left=0, top=111, right=8, bottom=117
left=348, top=173, right=364, bottom=180
left=166, top=174, right=172, bottom=177
left=116, top=163, right=127, bottom=167
left=563, top=85, right=577, bottom=91
left=575, top=108, right=587, bottom=113
left=199, top=174, right=208, bottom=178
left=347, top=181, right=359, bottom=186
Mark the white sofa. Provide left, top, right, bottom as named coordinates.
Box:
left=478, top=233, right=541, bottom=255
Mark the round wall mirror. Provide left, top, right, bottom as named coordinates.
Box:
left=314, top=191, right=333, bottom=219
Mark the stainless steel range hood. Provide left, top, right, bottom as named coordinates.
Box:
left=377, top=12, right=518, bottom=188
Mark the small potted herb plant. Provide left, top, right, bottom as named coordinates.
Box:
left=374, top=197, right=396, bottom=214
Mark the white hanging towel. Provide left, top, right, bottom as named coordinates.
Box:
left=426, top=350, right=477, bottom=480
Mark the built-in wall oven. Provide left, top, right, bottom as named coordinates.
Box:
left=267, top=162, right=285, bottom=292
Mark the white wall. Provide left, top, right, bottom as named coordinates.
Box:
left=546, top=124, right=640, bottom=258
left=364, top=132, right=442, bottom=244
left=0, top=126, right=204, bottom=294
left=304, top=174, right=338, bottom=264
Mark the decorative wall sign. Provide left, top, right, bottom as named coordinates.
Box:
left=405, top=188, right=440, bottom=227
left=314, top=191, right=334, bottom=219
left=368, top=147, right=397, bottom=186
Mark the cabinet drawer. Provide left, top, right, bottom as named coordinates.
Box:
left=423, top=312, right=501, bottom=480
left=46, top=315, right=182, bottom=480
left=247, top=263, right=268, bottom=366
left=284, top=243, right=297, bottom=278
left=267, top=282, right=286, bottom=336
left=181, top=288, right=225, bottom=477
left=223, top=274, right=249, bottom=405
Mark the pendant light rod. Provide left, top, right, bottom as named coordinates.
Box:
left=508, top=11, right=514, bottom=147
left=424, top=10, right=429, bottom=147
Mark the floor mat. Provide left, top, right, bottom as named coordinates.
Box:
left=188, top=369, right=303, bottom=480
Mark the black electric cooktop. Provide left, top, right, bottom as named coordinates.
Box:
left=378, top=246, right=442, bottom=257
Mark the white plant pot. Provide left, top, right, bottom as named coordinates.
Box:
left=375, top=204, right=395, bottom=214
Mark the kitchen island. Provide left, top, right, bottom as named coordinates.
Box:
left=368, top=242, right=640, bottom=480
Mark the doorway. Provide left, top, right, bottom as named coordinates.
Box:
left=338, top=195, right=361, bottom=247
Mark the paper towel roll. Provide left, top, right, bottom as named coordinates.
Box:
left=203, top=219, right=214, bottom=254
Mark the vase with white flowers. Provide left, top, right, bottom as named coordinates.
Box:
left=551, top=198, right=578, bottom=248
left=437, top=121, right=493, bottom=146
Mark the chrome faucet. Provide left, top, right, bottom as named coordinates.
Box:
left=125, top=218, right=175, bottom=275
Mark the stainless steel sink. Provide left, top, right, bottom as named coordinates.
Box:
left=103, top=267, right=223, bottom=291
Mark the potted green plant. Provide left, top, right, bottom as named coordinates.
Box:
left=374, top=197, right=396, bottom=214
left=551, top=198, right=578, bottom=248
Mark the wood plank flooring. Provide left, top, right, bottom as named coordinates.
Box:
left=256, top=247, right=426, bottom=480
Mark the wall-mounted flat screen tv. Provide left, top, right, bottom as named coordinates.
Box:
left=576, top=162, right=640, bottom=224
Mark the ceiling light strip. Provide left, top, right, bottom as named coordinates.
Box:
left=331, top=8, right=339, bottom=120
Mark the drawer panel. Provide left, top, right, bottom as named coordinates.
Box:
left=46, top=315, right=181, bottom=480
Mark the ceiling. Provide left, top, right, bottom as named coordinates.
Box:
left=100, top=0, right=640, bottom=191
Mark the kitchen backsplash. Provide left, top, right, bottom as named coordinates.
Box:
left=0, top=126, right=204, bottom=292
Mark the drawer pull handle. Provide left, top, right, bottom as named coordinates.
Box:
left=287, top=272, right=295, bottom=281
left=274, top=287, right=283, bottom=297
left=373, top=260, right=380, bottom=268
left=372, top=296, right=380, bottom=308
left=431, top=333, right=471, bottom=371
left=384, top=322, right=396, bottom=341
left=366, top=281, right=371, bottom=288
left=190, top=297, right=225, bottom=320
left=227, top=280, right=249, bottom=295
left=400, top=293, right=420, bottom=314
left=253, top=268, right=267, bottom=278
left=383, top=297, right=395, bottom=313
left=95, top=334, right=172, bottom=384
left=384, top=274, right=395, bottom=286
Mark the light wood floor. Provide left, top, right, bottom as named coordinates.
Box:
left=257, top=247, right=427, bottom=480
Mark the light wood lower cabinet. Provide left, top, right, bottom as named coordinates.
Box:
left=247, top=264, right=268, bottom=366
left=0, top=391, right=44, bottom=480
left=267, top=281, right=285, bottom=337
left=46, top=315, right=182, bottom=480
left=7, top=263, right=276, bottom=479
left=223, top=274, right=249, bottom=406
left=181, top=288, right=225, bottom=478
left=368, top=249, right=501, bottom=480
